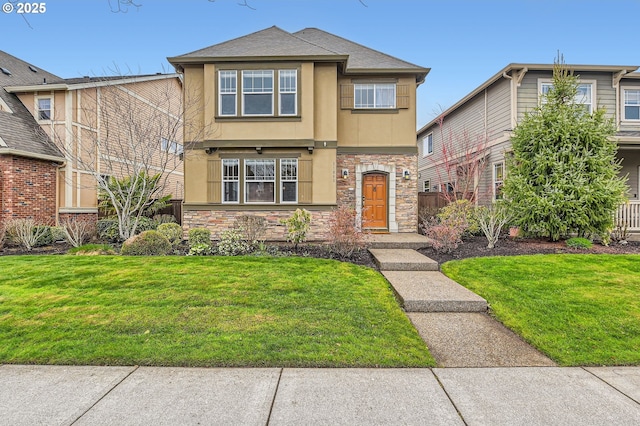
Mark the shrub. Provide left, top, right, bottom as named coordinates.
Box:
left=153, top=214, right=177, bottom=224
left=157, top=223, right=183, bottom=248
left=476, top=202, right=512, bottom=249
left=421, top=216, right=464, bottom=253
left=67, top=244, right=115, bottom=255
left=120, top=230, right=171, bottom=256
left=566, top=237, right=593, bottom=250
left=188, top=228, right=211, bottom=247
left=327, top=206, right=367, bottom=258
left=217, top=228, right=252, bottom=256
left=97, top=218, right=120, bottom=242
left=437, top=199, right=479, bottom=236
left=4, top=219, right=50, bottom=251
left=135, top=216, right=158, bottom=233
left=60, top=218, right=96, bottom=248
left=187, top=243, right=213, bottom=256
left=235, top=215, right=266, bottom=246
left=33, top=226, right=53, bottom=247
left=281, top=208, right=311, bottom=249
left=0, top=223, right=5, bottom=250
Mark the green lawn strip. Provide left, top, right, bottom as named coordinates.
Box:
left=0, top=256, right=434, bottom=367
left=441, top=254, right=640, bottom=366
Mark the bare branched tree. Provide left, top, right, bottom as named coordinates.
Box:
left=429, top=115, right=490, bottom=204
left=42, top=75, right=209, bottom=240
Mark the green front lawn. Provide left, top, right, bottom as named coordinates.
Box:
left=0, top=256, right=434, bottom=367
left=442, top=254, right=640, bottom=366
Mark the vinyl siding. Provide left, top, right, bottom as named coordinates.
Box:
left=486, top=78, right=512, bottom=136
left=620, top=79, right=640, bottom=131
left=618, top=149, right=640, bottom=199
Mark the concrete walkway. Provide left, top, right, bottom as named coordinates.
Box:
left=2, top=364, right=640, bottom=425
left=368, top=234, right=556, bottom=368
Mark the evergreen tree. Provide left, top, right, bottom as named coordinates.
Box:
left=503, top=56, right=628, bottom=241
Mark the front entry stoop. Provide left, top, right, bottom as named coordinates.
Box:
left=369, top=249, right=438, bottom=271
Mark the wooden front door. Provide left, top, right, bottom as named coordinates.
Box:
left=362, top=173, right=387, bottom=230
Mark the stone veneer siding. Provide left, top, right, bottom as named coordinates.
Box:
left=337, top=153, right=418, bottom=233
left=0, top=155, right=59, bottom=225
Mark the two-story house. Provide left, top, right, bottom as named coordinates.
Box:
left=417, top=63, right=640, bottom=229
left=168, top=26, right=429, bottom=239
left=1, top=50, right=184, bottom=226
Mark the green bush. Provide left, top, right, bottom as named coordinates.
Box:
left=120, top=230, right=171, bottom=256
left=97, top=219, right=120, bottom=242
left=281, top=208, right=311, bottom=248
left=188, top=228, right=211, bottom=248
left=50, top=226, right=67, bottom=242
left=437, top=200, right=480, bottom=236
left=153, top=214, right=176, bottom=224
left=68, top=244, right=116, bottom=255
left=157, top=223, right=183, bottom=248
left=135, top=216, right=158, bottom=233
left=217, top=228, right=252, bottom=256
left=33, top=226, right=53, bottom=247
left=566, top=237, right=593, bottom=250
left=187, top=243, right=213, bottom=256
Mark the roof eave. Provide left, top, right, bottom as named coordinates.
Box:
left=0, top=148, right=65, bottom=163
left=167, top=54, right=348, bottom=66
left=4, top=83, right=68, bottom=93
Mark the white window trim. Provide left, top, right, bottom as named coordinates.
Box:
left=244, top=158, right=276, bottom=204
left=280, top=158, right=298, bottom=203
left=0, top=97, right=12, bottom=113
left=222, top=158, right=240, bottom=204
left=160, top=138, right=183, bottom=155
left=35, top=95, right=53, bottom=122
left=242, top=70, right=274, bottom=117
left=423, top=179, right=431, bottom=192
left=218, top=70, right=237, bottom=117
left=622, top=86, right=640, bottom=122
left=278, top=70, right=297, bottom=116
left=493, top=161, right=505, bottom=201
left=354, top=83, right=396, bottom=109
left=422, top=133, right=433, bottom=157
left=538, top=78, right=597, bottom=113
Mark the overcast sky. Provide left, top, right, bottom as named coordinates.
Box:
left=2, top=0, right=638, bottom=128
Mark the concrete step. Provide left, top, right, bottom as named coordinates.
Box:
left=408, top=312, right=557, bottom=368
left=369, top=249, right=438, bottom=271
left=367, top=233, right=431, bottom=250
left=382, top=271, right=488, bottom=313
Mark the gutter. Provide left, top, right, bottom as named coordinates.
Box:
left=0, top=148, right=65, bottom=163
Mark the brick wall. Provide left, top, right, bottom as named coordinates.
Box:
left=0, top=155, right=59, bottom=225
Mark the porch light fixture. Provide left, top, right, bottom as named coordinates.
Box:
left=403, top=169, right=410, bottom=180
left=342, top=169, right=349, bottom=179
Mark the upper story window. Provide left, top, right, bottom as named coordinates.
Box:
left=279, top=70, right=297, bottom=116
left=37, top=97, right=51, bottom=120
left=242, top=70, right=273, bottom=116
left=219, top=71, right=237, bottom=116
left=539, top=80, right=594, bottom=113
left=623, top=88, right=640, bottom=121
left=218, top=69, right=298, bottom=118
left=422, top=133, right=433, bottom=156
left=354, top=83, right=396, bottom=109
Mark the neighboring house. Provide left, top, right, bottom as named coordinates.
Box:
left=417, top=63, right=640, bottom=228
left=168, top=26, right=429, bottom=239
left=0, top=50, right=184, bottom=225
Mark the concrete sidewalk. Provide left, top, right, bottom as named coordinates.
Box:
left=2, top=365, right=640, bottom=425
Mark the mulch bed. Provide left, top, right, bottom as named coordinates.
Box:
left=418, top=235, right=640, bottom=265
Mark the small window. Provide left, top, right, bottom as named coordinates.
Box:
left=624, top=89, right=640, bottom=121
left=279, top=70, right=297, bottom=116
left=161, top=138, right=183, bottom=155
left=242, top=70, right=273, bottom=116
left=493, top=162, right=505, bottom=200
left=540, top=80, right=594, bottom=113
left=219, top=71, right=237, bottom=116
left=280, top=159, right=298, bottom=203
left=37, top=98, right=51, bottom=120
left=354, top=83, right=396, bottom=109
left=245, top=159, right=275, bottom=203
left=423, top=133, right=433, bottom=156
left=423, top=180, right=431, bottom=192
left=222, top=159, right=239, bottom=203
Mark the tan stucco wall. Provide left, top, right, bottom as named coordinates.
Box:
left=313, top=63, right=338, bottom=142
left=337, top=76, right=417, bottom=147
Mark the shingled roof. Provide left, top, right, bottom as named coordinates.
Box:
left=168, top=26, right=429, bottom=82
left=0, top=50, right=64, bottom=160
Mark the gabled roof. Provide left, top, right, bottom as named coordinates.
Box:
left=417, top=63, right=640, bottom=136
left=168, top=26, right=429, bottom=83
left=0, top=50, right=63, bottom=161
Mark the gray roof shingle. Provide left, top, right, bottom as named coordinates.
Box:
left=0, top=50, right=64, bottom=160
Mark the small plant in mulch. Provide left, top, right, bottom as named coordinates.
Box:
left=566, top=237, right=593, bottom=250
left=67, top=244, right=116, bottom=255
